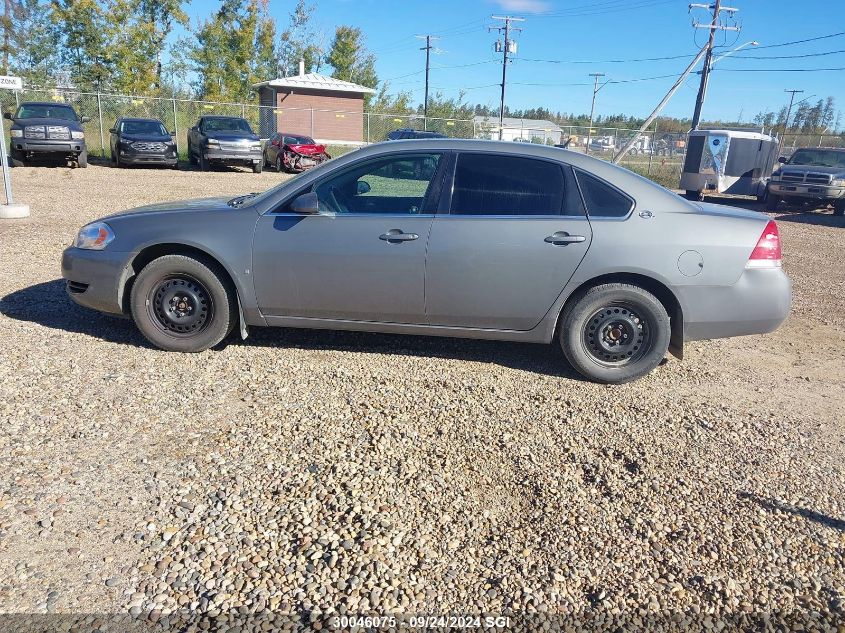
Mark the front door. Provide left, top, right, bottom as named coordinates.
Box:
left=425, top=152, right=592, bottom=331
left=252, top=152, right=444, bottom=323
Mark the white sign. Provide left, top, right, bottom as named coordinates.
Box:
left=0, top=75, right=22, bottom=91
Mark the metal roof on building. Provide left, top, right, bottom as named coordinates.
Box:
left=253, top=73, right=376, bottom=95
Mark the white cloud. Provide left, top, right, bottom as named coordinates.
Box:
left=493, top=0, right=551, bottom=13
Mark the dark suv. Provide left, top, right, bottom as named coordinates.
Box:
left=6, top=101, right=89, bottom=167
left=110, top=117, right=178, bottom=168
left=187, top=116, right=263, bottom=172
left=386, top=128, right=448, bottom=140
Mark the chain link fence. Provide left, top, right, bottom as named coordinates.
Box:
left=2, top=87, right=843, bottom=190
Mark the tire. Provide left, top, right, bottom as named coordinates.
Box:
left=77, top=149, right=88, bottom=168
left=188, top=142, right=197, bottom=166
left=765, top=194, right=781, bottom=212
left=198, top=151, right=209, bottom=171
left=253, top=160, right=263, bottom=174
left=130, top=254, right=236, bottom=353
left=275, top=155, right=284, bottom=173
left=10, top=149, right=25, bottom=167
left=834, top=200, right=845, bottom=216
left=559, top=283, right=671, bottom=384
left=684, top=190, right=703, bottom=202
left=756, top=188, right=768, bottom=204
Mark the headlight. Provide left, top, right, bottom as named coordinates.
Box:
left=833, top=178, right=845, bottom=187
left=10, top=129, right=22, bottom=138
left=74, top=222, right=115, bottom=250
left=769, top=174, right=780, bottom=182
left=206, top=139, right=220, bottom=146
left=71, top=130, right=84, bottom=139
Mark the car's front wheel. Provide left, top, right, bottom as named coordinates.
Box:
left=252, top=160, right=263, bottom=174
left=559, top=283, right=670, bottom=384
left=765, top=193, right=781, bottom=211
left=130, top=254, right=236, bottom=352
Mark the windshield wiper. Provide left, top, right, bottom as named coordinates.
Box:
left=228, top=192, right=260, bottom=207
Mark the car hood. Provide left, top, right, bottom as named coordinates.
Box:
left=11, top=117, right=83, bottom=131
left=206, top=132, right=260, bottom=142
left=778, top=165, right=845, bottom=176
left=287, top=143, right=326, bottom=155
left=101, top=196, right=235, bottom=221
left=120, top=133, right=173, bottom=142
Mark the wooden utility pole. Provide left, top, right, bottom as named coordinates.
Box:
left=585, top=73, right=607, bottom=155
left=416, top=35, right=440, bottom=130
left=490, top=15, right=524, bottom=141
left=689, top=1, right=740, bottom=130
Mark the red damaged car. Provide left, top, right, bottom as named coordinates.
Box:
left=263, top=132, right=331, bottom=173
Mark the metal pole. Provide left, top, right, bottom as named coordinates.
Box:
left=172, top=97, right=178, bottom=153
left=96, top=90, right=105, bottom=157
left=0, top=102, right=14, bottom=204
left=366, top=112, right=370, bottom=143
left=310, top=108, right=314, bottom=138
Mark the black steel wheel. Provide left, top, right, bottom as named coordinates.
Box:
left=582, top=303, right=651, bottom=367
left=559, top=283, right=671, bottom=384
left=148, top=275, right=213, bottom=337
left=130, top=254, right=236, bottom=352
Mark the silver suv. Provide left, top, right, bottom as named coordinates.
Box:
left=766, top=147, right=845, bottom=215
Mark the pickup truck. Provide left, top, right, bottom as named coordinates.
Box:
left=766, top=147, right=845, bottom=215
left=6, top=101, right=89, bottom=167
left=187, top=116, right=263, bottom=173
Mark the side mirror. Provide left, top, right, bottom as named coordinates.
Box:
left=290, top=192, right=320, bottom=215
left=170, top=131, right=176, bottom=137
left=778, top=156, right=787, bottom=164
left=3, top=112, right=11, bottom=120
left=356, top=180, right=371, bottom=195
left=81, top=116, right=90, bottom=123
left=108, top=128, right=116, bottom=134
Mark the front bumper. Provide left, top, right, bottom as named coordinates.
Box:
left=205, top=147, right=262, bottom=163
left=120, top=152, right=178, bottom=166
left=61, top=247, right=132, bottom=315
left=768, top=181, right=845, bottom=200
left=12, top=138, right=86, bottom=155
left=679, top=267, right=791, bottom=342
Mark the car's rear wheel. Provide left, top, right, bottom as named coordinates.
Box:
left=559, top=283, right=670, bottom=384
left=130, top=254, right=236, bottom=352
left=684, top=190, right=703, bottom=202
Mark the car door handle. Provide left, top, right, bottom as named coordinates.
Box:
left=379, top=229, right=419, bottom=243
left=544, top=232, right=586, bottom=245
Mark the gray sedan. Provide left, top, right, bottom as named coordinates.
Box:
left=61, top=140, right=791, bottom=383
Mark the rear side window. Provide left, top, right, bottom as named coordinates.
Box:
left=574, top=169, right=634, bottom=218
left=451, top=153, right=566, bottom=216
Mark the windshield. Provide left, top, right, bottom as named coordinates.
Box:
left=15, top=104, right=78, bottom=121
left=122, top=120, right=168, bottom=136
left=205, top=118, right=253, bottom=133
left=787, top=149, right=845, bottom=168
left=285, top=135, right=315, bottom=145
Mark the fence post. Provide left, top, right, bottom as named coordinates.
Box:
left=14, top=90, right=19, bottom=107
left=241, top=103, right=245, bottom=118
left=310, top=108, right=314, bottom=138
left=96, top=90, right=105, bottom=157
left=647, top=131, right=654, bottom=176
left=171, top=98, right=178, bottom=152
left=366, top=113, right=370, bottom=144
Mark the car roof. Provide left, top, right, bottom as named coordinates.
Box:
left=792, top=146, right=845, bottom=152
left=278, top=132, right=314, bottom=137
left=117, top=117, right=165, bottom=124
left=18, top=101, right=75, bottom=108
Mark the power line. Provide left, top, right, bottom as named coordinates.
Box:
left=740, top=30, right=845, bottom=51
left=727, top=48, right=845, bottom=60
left=713, top=66, right=845, bottom=72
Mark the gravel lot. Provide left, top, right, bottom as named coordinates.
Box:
left=1, top=163, right=843, bottom=626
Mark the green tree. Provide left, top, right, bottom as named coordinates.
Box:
left=327, top=25, right=376, bottom=87
left=277, top=0, right=321, bottom=76
left=51, top=0, right=111, bottom=88
left=6, top=0, right=59, bottom=86
left=253, top=0, right=277, bottom=82
left=190, top=0, right=259, bottom=101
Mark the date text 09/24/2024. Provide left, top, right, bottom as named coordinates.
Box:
left=332, top=615, right=512, bottom=629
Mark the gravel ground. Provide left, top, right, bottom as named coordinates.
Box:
left=0, top=163, right=843, bottom=627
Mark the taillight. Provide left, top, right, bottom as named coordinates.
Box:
left=747, top=220, right=781, bottom=268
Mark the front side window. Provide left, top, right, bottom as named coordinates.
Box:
left=450, top=153, right=566, bottom=216
left=313, top=153, right=441, bottom=214
left=574, top=169, right=634, bottom=218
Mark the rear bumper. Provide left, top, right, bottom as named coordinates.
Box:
left=768, top=182, right=845, bottom=200
left=61, top=247, right=131, bottom=315
left=680, top=267, right=791, bottom=341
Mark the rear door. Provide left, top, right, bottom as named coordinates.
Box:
left=424, top=152, right=592, bottom=330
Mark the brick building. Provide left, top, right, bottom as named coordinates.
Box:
left=254, top=62, right=376, bottom=144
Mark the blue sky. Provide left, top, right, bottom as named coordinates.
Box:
left=184, top=0, right=845, bottom=126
